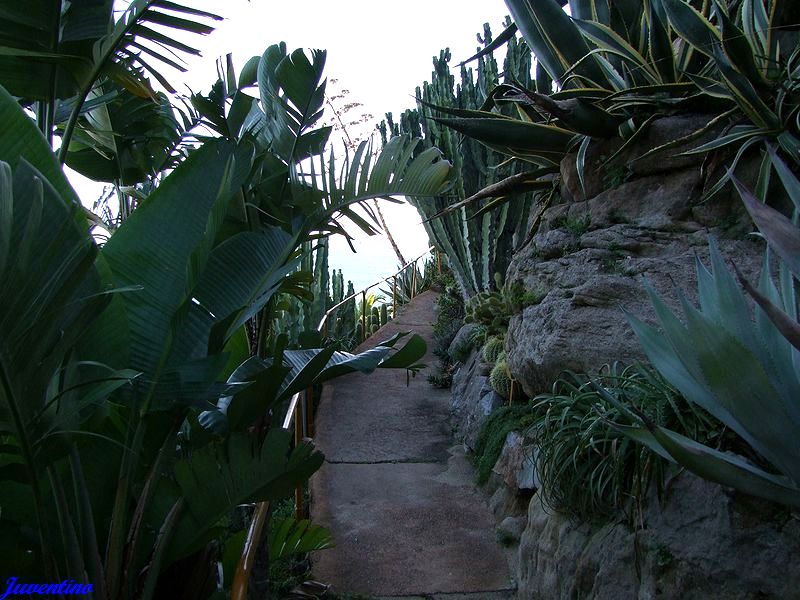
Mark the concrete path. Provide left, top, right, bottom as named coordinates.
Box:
left=310, top=290, right=515, bottom=599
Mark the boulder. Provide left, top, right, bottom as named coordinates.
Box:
left=505, top=115, right=763, bottom=397
left=517, top=473, right=800, bottom=599
left=492, top=431, right=538, bottom=492
left=450, top=346, right=504, bottom=451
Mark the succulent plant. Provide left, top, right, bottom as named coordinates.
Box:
left=482, top=336, right=505, bottom=364
left=490, top=358, right=512, bottom=398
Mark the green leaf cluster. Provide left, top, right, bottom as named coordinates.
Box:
left=0, top=35, right=441, bottom=598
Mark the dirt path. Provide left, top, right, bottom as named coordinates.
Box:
left=310, top=290, right=515, bottom=599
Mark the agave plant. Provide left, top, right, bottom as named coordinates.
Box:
left=429, top=0, right=799, bottom=211
left=604, top=148, right=800, bottom=507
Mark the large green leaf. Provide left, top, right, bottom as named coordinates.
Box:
left=166, top=430, right=324, bottom=562
left=431, top=117, right=575, bottom=164
left=505, top=0, right=608, bottom=87
left=268, top=517, right=333, bottom=560
left=0, top=84, right=80, bottom=208
left=628, top=241, right=800, bottom=487
left=614, top=422, right=800, bottom=508
left=99, top=139, right=254, bottom=382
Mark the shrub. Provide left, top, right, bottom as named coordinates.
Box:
left=530, top=363, right=721, bottom=522
left=474, top=405, right=536, bottom=485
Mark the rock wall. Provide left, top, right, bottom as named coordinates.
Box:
left=506, top=114, right=762, bottom=397
left=446, top=115, right=797, bottom=598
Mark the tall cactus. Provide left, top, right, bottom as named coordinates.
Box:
left=380, top=20, right=534, bottom=298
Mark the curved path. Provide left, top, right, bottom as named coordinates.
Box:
left=310, top=290, right=514, bottom=599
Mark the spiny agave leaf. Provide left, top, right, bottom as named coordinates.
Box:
left=574, top=18, right=661, bottom=84
left=457, top=23, right=518, bottom=67
left=505, top=0, right=607, bottom=87
left=734, top=265, right=800, bottom=352
left=731, top=175, right=800, bottom=278
left=418, top=97, right=511, bottom=121
left=711, top=46, right=780, bottom=131
left=767, top=146, right=800, bottom=213
left=432, top=117, right=575, bottom=161
left=522, top=90, right=621, bottom=137
left=716, top=4, right=766, bottom=88
left=659, top=0, right=721, bottom=58
left=428, top=169, right=556, bottom=219
left=619, top=422, right=800, bottom=508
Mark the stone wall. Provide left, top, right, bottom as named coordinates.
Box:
left=446, top=115, right=798, bottom=598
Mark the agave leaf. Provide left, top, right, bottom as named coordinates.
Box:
left=615, top=423, right=800, bottom=508
left=766, top=146, right=800, bottom=213
left=716, top=4, right=766, bottom=87
left=731, top=175, right=800, bottom=278
left=711, top=46, right=780, bottom=131
left=431, top=117, right=575, bottom=162
left=457, top=23, right=519, bottom=67
left=428, top=169, right=555, bottom=218
left=575, top=19, right=661, bottom=84
left=659, top=0, right=721, bottom=58
left=735, top=265, right=800, bottom=352
left=505, top=0, right=607, bottom=87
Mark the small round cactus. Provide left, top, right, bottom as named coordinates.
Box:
left=482, top=336, right=505, bottom=364
left=490, top=359, right=512, bottom=398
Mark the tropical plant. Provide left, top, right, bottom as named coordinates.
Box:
left=531, top=363, right=719, bottom=521
left=0, top=30, right=451, bottom=595
left=616, top=216, right=800, bottom=508
left=428, top=0, right=799, bottom=212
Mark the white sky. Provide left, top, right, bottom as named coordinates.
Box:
left=71, top=0, right=511, bottom=291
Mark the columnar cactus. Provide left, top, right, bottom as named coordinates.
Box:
left=380, top=20, right=534, bottom=299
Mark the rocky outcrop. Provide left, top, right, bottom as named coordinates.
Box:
left=445, top=114, right=796, bottom=599
left=517, top=473, right=800, bottom=599
left=449, top=338, right=504, bottom=451
left=506, top=115, right=762, bottom=397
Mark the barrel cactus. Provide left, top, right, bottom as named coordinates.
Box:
left=482, top=336, right=505, bottom=364
left=490, top=358, right=512, bottom=398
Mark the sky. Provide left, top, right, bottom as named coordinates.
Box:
left=71, top=0, right=512, bottom=292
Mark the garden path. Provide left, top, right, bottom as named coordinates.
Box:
left=310, top=290, right=515, bottom=599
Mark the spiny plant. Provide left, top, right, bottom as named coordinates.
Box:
left=490, top=357, right=513, bottom=398
left=429, top=0, right=800, bottom=213
left=379, top=20, right=540, bottom=298
left=482, top=336, right=506, bottom=363
left=464, top=274, right=543, bottom=336
left=531, top=363, right=721, bottom=521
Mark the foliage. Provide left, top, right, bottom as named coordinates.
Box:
left=431, top=0, right=800, bottom=214
left=0, top=35, right=445, bottom=597
left=474, top=405, right=536, bottom=485
left=380, top=21, right=539, bottom=297
left=464, top=274, right=544, bottom=336
left=532, top=364, right=720, bottom=521
left=425, top=268, right=466, bottom=389
left=620, top=232, right=800, bottom=508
